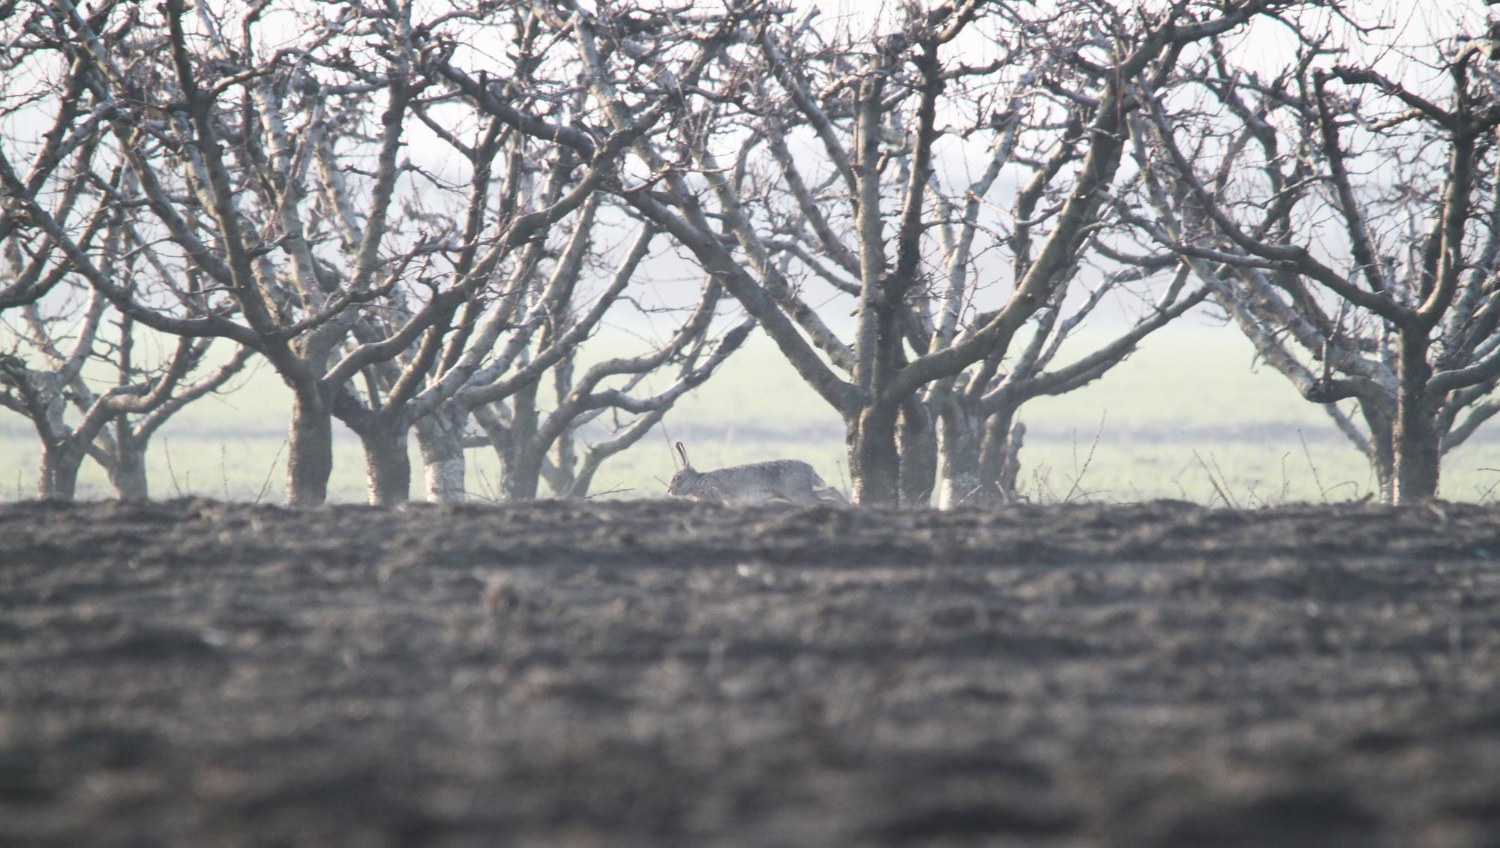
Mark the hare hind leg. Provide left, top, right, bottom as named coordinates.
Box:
left=764, top=486, right=821, bottom=506
left=808, top=473, right=848, bottom=504
left=782, top=487, right=824, bottom=506
left=814, top=486, right=848, bottom=504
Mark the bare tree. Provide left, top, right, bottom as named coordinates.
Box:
left=0, top=193, right=251, bottom=502
left=3, top=0, right=1343, bottom=507
left=512, top=0, right=1282, bottom=504
left=0, top=288, right=251, bottom=500
left=4, top=0, right=635, bottom=506
left=263, top=1, right=748, bottom=505
left=392, top=7, right=765, bottom=502
left=1130, top=21, right=1500, bottom=503
left=934, top=264, right=1203, bottom=506
left=352, top=198, right=753, bottom=503
left=2, top=0, right=753, bottom=507
left=0, top=11, right=251, bottom=500
left=463, top=267, right=753, bottom=501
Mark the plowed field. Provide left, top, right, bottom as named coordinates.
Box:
left=4, top=499, right=1500, bottom=847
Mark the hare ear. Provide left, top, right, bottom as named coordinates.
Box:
left=675, top=441, right=692, bottom=470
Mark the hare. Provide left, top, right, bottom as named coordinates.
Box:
left=667, top=442, right=847, bottom=506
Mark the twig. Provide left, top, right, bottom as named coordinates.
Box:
left=164, top=438, right=183, bottom=497
left=1298, top=429, right=1328, bottom=503
left=1063, top=412, right=1106, bottom=504
left=475, top=464, right=499, bottom=502
left=1324, top=480, right=1361, bottom=500
left=1032, top=464, right=1057, bottom=503
left=1478, top=468, right=1500, bottom=504
left=254, top=440, right=288, bottom=505
left=661, top=422, right=680, bottom=471
left=1208, top=452, right=1237, bottom=508
left=221, top=444, right=230, bottom=501
left=1193, top=449, right=1238, bottom=509
left=585, top=486, right=634, bottom=499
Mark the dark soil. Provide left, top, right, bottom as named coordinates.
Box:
left=3, top=498, right=1500, bottom=847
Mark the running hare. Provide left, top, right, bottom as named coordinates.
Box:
left=667, top=442, right=847, bottom=506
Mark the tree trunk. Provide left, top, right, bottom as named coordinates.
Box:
left=415, top=409, right=467, bottom=503
left=898, top=400, right=936, bottom=507
left=1393, top=415, right=1440, bottom=503
left=287, top=388, right=334, bottom=507
left=1372, top=440, right=1396, bottom=504
left=936, top=405, right=983, bottom=509
left=1356, top=402, right=1396, bottom=505
left=38, top=444, right=84, bottom=501
left=937, top=401, right=1025, bottom=508
left=1393, top=334, right=1440, bottom=503
left=109, top=437, right=150, bottom=501
left=361, top=419, right=411, bottom=506
left=849, top=404, right=901, bottom=506
left=502, top=445, right=545, bottom=502
left=567, top=458, right=600, bottom=500
left=978, top=412, right=1023, bottom=504
left=544, top=427, right=578, bottom=498
left=495, top=384, right=543, bottom=501
left=994, top=421, right=1025, bottom=502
